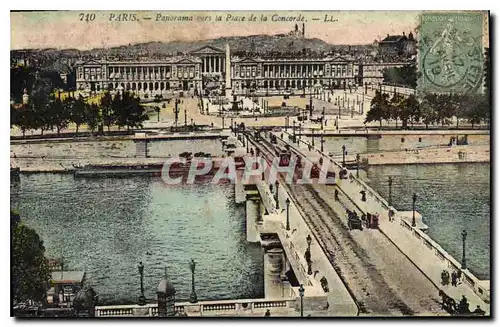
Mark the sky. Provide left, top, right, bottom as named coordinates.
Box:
left=11, top=11, right=423, bottom=50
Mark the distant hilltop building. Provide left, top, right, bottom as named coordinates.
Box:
left=377, top=32, right=417, bottom=57
left=287, top=23, right=305, bottom=38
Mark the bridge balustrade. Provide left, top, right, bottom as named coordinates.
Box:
left=95, top=298, right=294, bottom=317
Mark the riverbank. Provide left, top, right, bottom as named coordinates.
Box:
left=334, top=145, right=490, bottom=166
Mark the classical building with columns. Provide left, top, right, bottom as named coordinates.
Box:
left=75, top=45, right=360, bottom=96
left=231, top=56, right=359, bottom=93
left=75, top=56, right=203, bottom=95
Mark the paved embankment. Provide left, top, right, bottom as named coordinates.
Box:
left=336, top=145, right=490, bottom=165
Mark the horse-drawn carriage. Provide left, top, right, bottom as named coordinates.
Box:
left=346, top=209, right=363, bottom=231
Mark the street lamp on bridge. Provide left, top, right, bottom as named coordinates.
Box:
left=356, top=154, right=360, bottom=177
left=311, top=129, right=315, bottom=147
left=342, top=145, right=346, bottom=166
left=306, top=234, right=312, bottom=275
left=298, top=284, right=305, bottom=317
left=293, top=121, right=296, bottom=142
left=189, top=259, right=198, bottom=303
left=461, top=229, right=467, bottom=269
left=320, top=133, right=325, bottom=153
left=138, top=262, right=146, bottom=306
left=388, top=176, right=393, bottom=207
left=275, top=180, right=280, bottom=210
left=285, top=198, right=291, bottom=231
left=412, top=193, right=417, bottom=227
left=298, top=123, right=302, bottom=144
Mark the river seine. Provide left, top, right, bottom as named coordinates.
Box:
left=10, top=175, right=264, bottom=305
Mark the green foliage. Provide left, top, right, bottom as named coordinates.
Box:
left=70, top=96, right=86, bottom=134
left=365, top=91, right=489, bottom=130
left=85, top=103, right=100, bottom=134
left=382, top=64, right=418, bottom=88
left=112, top=92, right=148, bottom=131
left=101, top=92, right=115, bottom=132
left=365, top=91, right=390, bottom=127
left=12, top=210, right=50, bottom=304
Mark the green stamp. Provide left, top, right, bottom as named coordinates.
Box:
left=418, top=12, right=484, bottom=95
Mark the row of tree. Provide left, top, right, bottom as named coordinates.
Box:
left=382, top=64, right=419, bottom=89
left=11, top=92, right=149, bottom=137
left=365, top=90, right=490, bottom=129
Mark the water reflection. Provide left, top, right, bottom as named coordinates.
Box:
left=10, top=174, right=264, bottom=304
left=364, top=163, right=490, bottom=279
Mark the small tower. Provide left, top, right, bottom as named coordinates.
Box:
left=22, top=88, right=29, bottom=105
left=157, top=268, right=176, bottom=317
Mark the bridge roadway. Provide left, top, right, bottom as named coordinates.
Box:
left=247, top=131, right=444, bottom=316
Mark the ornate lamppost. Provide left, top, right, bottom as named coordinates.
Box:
left=275, top=180, right=280, bottom=210
left=138, top=262, right=146, bottom=306
left=305, top=234, right=312, bottom=275
left=189, top=259, right=198, bottom=303
left=293, top=121, right=296, bottom=142
left=388, top=176, right=393, bottom=207
left=320, top=132, right=325, bottom=153
left=412, top=193, right=417, bottom=227
left=461, top=229, right=467, bottom=269
left=321, top=107, right=325, bottom=130
left=342, top=145, right=346, bottom=166
left=356, top=154, right=360, bottom=177
left=298, top=284, right=305, bottom=317
left=285, top=198, right=291, bottom=231
left=311, top=129, right=315, bottom=147
left=298, top=123, right=302, bottom=144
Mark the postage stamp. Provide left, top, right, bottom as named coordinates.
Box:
left=418, top=11, right=485, bottom=95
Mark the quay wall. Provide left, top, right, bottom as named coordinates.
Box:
left=334, top=144, right=490, bottom=165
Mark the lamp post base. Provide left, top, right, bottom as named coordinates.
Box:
left=138, top=295, right=146, bottom=306
left=189, top=292, right=198, bottom=304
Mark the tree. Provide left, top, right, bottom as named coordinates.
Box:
left=14, top=105, right=34, bottom=138
left=30, top=98, right=50, bottom=137
left=463, top=94, right=489, bottom=129
left=50, top=97, right=71, bottom=136
left=100, top=92, right=114, bottom=132
left=11, top=104, right=18, bottom=129
left=420, top=94, right=437, bottom=129
left=405, top=94, right=420, bottom=129
left=70, top=96, right=86, bottom=135
left=365, top=90, right=390, bottom=128
left=85, top=103, right=100, bottom=135
left=382, top=64, right=418, bottom=88
left=12, top=210, right=50, bottom=304
left=389, top=92, right=405, bottom=128
left=113, top=92, right=148, bottom=131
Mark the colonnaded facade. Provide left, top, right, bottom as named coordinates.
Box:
left=75, top=45, right=406, bottom=96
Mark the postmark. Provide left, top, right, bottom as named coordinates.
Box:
left=418, top=12, right=485, bottom=95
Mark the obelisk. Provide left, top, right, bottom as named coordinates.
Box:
left=225, top=44, right=232, bottom=98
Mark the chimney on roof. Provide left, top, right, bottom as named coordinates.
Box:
left=387, top=34, right=390, bottom=38
left=403, top=31, right=406, bottom=36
